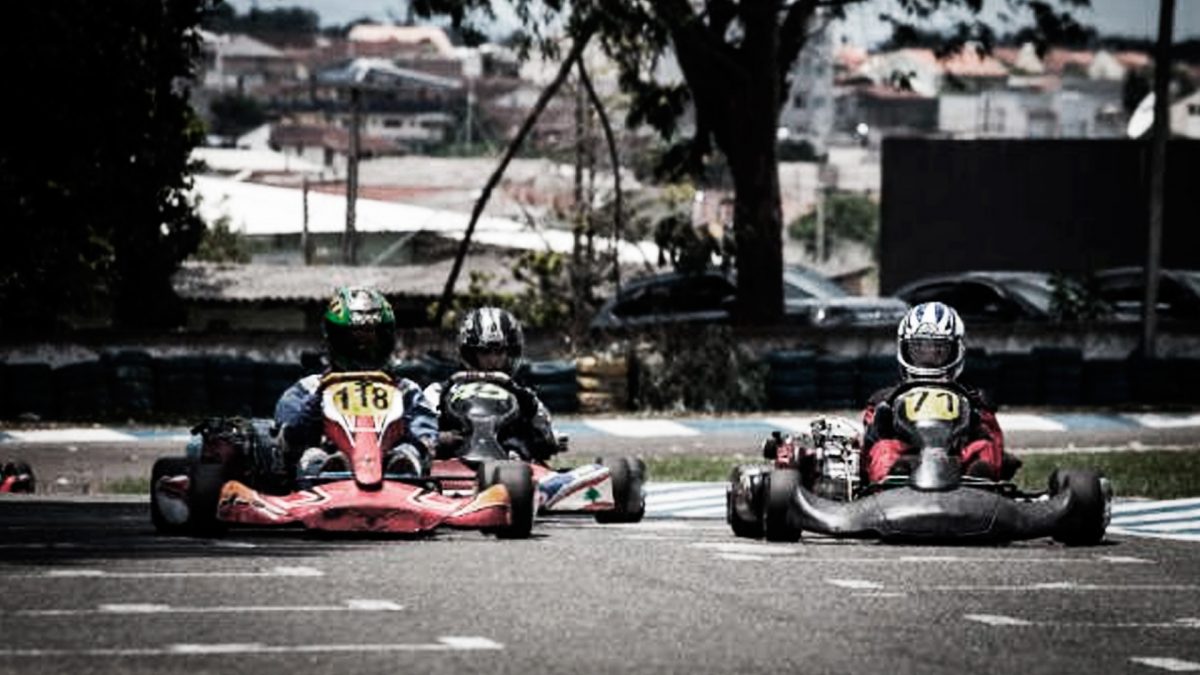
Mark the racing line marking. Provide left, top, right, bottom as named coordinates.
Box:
left=582, top=419, right=699, bottom=438
left=12, top=600, right=404, bottom=616
left=926, top=582, right=1200, bottom=593
left=966, top=615, right=1200, bottom=629
left=1130, top=657, right=1200, bottom=672
left=5, top=566, right=324, bottom=579
left=825, top=579, right=884, bottom=590
left=0, top=637, right=505, bottom=658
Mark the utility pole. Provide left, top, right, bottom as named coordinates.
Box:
left=302, top=177, right=312, bottom=265
left=343, top=86, right=361, bottom=265
left=1142, top=0, right=1175, bottom=359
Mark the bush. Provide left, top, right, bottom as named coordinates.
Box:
left=787, top=191, right=877, bottom=256
left=632, top=325, right=766, bottom=412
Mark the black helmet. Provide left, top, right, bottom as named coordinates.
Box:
left=322, top=286, right=396, bottom=371
left=457, top=307, right=524, bottom=374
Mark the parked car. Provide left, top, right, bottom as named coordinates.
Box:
left=1094, top=267, right=1200, bottom=321
left=589, top=267, right=908, bottom=330
left=892, top=271, right=1056, bottom=323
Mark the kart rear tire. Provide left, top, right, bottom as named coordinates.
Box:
left=492, top=462, right=535, bottom=539
left=1049, top=468, right=1108, bottom=546
left=150, top=457, right=194, bottom=534
left=763, top=469, right=803, bottom=543
left=186, top=462, right=230, bottom=536
left=595, top=457, right=646, bottom=524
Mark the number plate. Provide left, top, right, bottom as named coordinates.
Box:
left=899, top=387, right=962, bottom=422
left=449, top=382, right=511, bottom=402
left=327, top=381, right=397, bottom=417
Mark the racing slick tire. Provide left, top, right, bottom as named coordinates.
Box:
left=2, top=460, right=36, bottom=493
left=480, top=461, right=536, bottom=539
left=763, top=469, right=803, bottom=543
left=727, top=465, right=764, bottom=539
left=595, top=457, right=646, bottom=524
left=150, top=457, right=194, bottom=534
left=1049, top=468, right=1109, bottom=546
left=186, top=462, right=231, bottom=536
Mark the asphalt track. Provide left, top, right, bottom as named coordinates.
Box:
left=1, top=499, right=1199, bottom=675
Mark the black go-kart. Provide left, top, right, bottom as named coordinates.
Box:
left=727, top=381, right=1112, bottom=545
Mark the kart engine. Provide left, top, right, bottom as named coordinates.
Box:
left=810, top=417, right=862, bottom=501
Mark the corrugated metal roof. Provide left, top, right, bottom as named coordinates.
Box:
left=173, top=259, right=524, bottom=302
left=191, top=175, right=661, bottom=264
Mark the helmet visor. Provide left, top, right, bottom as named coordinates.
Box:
left=902, top=338, right=956, bottom=369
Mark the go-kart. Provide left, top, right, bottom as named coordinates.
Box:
left=150, top=371, right=535, bottom=537
left=728, top=381, right=1112, bottom=545
left=430, top=372, right=646, bottom=524
left=1, top=460, right=35, bottom=493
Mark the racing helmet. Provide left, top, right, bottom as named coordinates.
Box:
left=458, top=306, right=524, bottom=374
left=322, top=286, right=396, bottom=371
left=896, top=301, right=965, bottom=381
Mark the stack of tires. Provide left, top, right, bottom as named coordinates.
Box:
left=108, top=351, right=157, bottom=419
left=155, top=356, right=210, bottom=417
left=1035, top=347, right=1083, bottom=406
left=994, top=352, right=1041, bottom=407
left=815, top=355, right=858, bottom=410
left=54, top=360, right=111, bottom=420
left=765, top=350, right=817, bottom=410
left=1082, top=359, right=1132, bottom=406
left=856, top=355, right=896, bottom=405
left=575, top=356, right=628, bottom=413
left=1, top=363, right=54, bottom=420
left=520, top=360, right=579, bottom=414
left=207, top=357, right=258, bottom=417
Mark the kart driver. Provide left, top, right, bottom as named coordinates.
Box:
left=428, top=306, right=562, bottom=463
left=275, top=286, right=439, bottom=479
left=861, top=301, right=1010, bottom=482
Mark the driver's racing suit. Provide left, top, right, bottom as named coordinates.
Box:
left=861, top=382, right=1006, bottom=483
left=275, top=372, right=439, bottom=472
left=428, top=371, right=560, bottom=462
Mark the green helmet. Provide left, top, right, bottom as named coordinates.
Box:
left=322, top=286, right=396, bottom=371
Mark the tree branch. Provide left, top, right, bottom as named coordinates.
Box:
left=432, top=21, right=597, bottom=326
left=576, top=59, right=626, bottom=293
left=779, top=0, right=819, bottom=94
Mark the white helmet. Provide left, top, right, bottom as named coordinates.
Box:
left=896, top=302, right=965, bottom=381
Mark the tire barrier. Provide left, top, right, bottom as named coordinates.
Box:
left=576, top=356, right=629, bottom=413
left=108, top=351, right=156, bottom=419
left=3, top=352, right=1200, bottom=421
left=765, top=351, right=817, bottom=410
left=517, top=360, right=579, bottom=414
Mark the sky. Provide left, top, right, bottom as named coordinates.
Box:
left=225, top=0, right=1200, bottom=43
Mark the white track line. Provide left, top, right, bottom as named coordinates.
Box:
left=581, top=419, right=699, bottom=438
left=13, top=600, right=403, bottom=616
left=994, top=413, right=1068, bottom=432
left=0, top=637, right=503, bottom=658
left=967, top=615, right=1200, bottom=629
left=2, top=429, right=138, bottom=443
left=1130, top=657, right=1200, bottom=672
left=1123, top=414, right=1200, bottom=430
left=5, top=566, right=323, bottom=579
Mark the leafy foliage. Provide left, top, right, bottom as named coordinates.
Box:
left=788, top=192, right=879, bottom=256
left=192, top=216, right=252, bottom=264
left=208, top=94, right=267, bottom=140
left=202, top=4, right=319, bottom=46
left=2, top=1, right=215, bottom=336
left=1048, top=272, right=1112, bottom=322
left=432, top=251, right=574, bottom=330
left=633, top=325, right=767, bottom=413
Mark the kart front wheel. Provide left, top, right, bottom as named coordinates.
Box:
left=1049, top=468, right=1109, bottom=546
left=763, top=469, right=803, bottom=543
left=150, top=457, right=194, bottom=534
left=186, top=462, right=230, bottom=536
left=595, top=457, right=646, bottom=524
left=481, top=461, right=535, bottom=539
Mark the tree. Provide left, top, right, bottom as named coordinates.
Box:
left=1, top=1, right=215, bottom=336
left=788, top=191, right=878, bottom=258
left=414, top=0, right=1090, bottom=324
